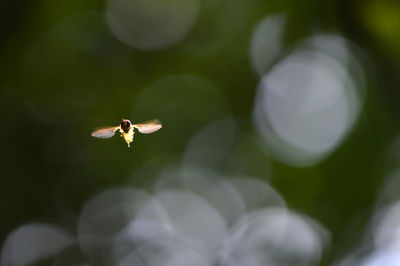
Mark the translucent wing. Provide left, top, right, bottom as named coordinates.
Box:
left=133, top=120, right=162, bottom=134
left=91, top=126, right=119, bottom=139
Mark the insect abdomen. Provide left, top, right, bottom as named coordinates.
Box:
left=122, top=130, right=134, bottom=147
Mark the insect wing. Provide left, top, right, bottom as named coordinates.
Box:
left=133, top=120, right=162, bottom=134
left=91, top=126, right=119, bottom=139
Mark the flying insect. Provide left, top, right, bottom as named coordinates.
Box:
left=91, top=119, right=162, bottom=147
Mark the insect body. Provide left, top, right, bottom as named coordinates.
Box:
left=91, top=119, right=162, bottom=147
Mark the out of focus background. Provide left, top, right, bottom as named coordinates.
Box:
left=1, top=0, right=400, bottom=265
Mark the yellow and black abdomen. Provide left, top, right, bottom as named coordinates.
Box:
left=121, top=128, right=134, bottom=147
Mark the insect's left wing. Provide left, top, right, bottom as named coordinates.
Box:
left=133, top=120, right=162, bottom=134
left=91, top=126, right=119, bottom=139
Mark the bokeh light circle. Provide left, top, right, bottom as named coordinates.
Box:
left=106, top=0, right=200, bottom=50
left=250, top=13, right=286, bottom=75
left=221, top=208, right=328, bottom=266
left=1, top=223, right=74, bottom=266
left=253, top=34, right=366, bottom=166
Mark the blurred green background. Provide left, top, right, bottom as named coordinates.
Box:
left=1, top=0, right=400, bottom=265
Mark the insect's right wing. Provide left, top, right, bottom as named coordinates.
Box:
left=133, top=120, right=162, bottom=134
left=91, top=126, right=119, bottom=139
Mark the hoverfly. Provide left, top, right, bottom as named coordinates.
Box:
left=91, top=119, right=162, bottom=147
